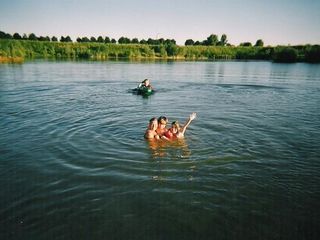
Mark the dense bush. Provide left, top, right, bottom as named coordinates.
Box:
left=304, top=45, right=320, bottom=63
left=0, top=39, right=319, bottom=62
left=273, top=47, right=298, bottom=63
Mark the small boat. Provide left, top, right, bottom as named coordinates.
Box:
left=138, top=86, right=154, bottom=96
left=133, top=86, right=154, bottom=97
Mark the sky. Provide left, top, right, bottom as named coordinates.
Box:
left=1, top=0, right=319, bottom=46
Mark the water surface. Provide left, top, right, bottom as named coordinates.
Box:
left=1, top=60, right=320, bottom=240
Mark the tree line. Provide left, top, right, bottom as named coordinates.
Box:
left=1, top=30, right=319, bottom=63
left=184, top=34, right=263, bottom=47
left=0, top=30, right=176, bottom=45
left=1, top=30, right=263, bottom=47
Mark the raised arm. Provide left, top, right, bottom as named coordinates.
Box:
left=180, top=112, right=197, bottom=136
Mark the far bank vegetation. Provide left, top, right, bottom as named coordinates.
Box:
left=0, top=31, right=319, bottom=63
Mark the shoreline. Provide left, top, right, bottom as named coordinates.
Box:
left=1, top=39, right=319, bottom=63
left=0, top=56, right=24, bottom=63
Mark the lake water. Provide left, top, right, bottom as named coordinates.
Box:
left=1, top=60, right=320, bottom=240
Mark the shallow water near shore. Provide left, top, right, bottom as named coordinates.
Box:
left=1, top=60, right=320, bottom=239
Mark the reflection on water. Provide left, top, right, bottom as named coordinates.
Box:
left=147, top=138, right=191, bottom=159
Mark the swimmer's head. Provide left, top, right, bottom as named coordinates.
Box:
left=142, top=79, right=150, bottom=86
left=149, top=117, right=158, bottom=130
left=158, top=116, right=168, bottom=126
left=171, top=121, right=180, bottom=133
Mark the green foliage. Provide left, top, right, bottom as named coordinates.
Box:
left=185, top=39, right=194, bottom=46
left=131, top=38, right=139, bottom=44
left=204, top=34, right=219, bottom=46
left=118, top=37, right=131, bottom=44
left=240, top=42, right=252, bottom=47
left=273, top=47, right=298, bottom=63
left=304, top=45, right=320, bottom=63
left=60, top=36, right=72, bottom=42
left=28, top=33, right=37, bottom=41
left=165, top=43, right=178, bottom=56
left=235, top=47, right=258, bottom=59
left=218, top=34, right=228, bottom=46
left=0, top=39, right=318, bottom=63
left=255, top=39, right=264, bottom=47
left=97, top=36, right=104, bottom=43
left=152, top=45, right=167, bottom=57
left=104, top=37, right=111, bottom=43
left=13, top=33, right=22, bottom=40
left=0, top=31, right=12, bottom=39
left=0, top=30, right=316, bottom=64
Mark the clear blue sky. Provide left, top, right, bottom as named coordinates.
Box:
left=1, top=0, right=319, bottom=46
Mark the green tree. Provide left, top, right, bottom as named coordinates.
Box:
left=165, top=39, right=176, bottom=45
left=13, top=33, right=22, bottom=39
left=147, top=38, right=158, bottom=45
left=185, top=39, right=194, bottom=46
left=205, top=34, right=218, bottom=46
left=0, top=31, right=12, bottom=39
left=66, top=36, right=72, bottom=42
left=28, top=33, right=37, bottom=41
left=38, top=36, right=47, bottom=41
left=140, top=39, right=147, bottom=44
left=273, top=47, right=297, bottom=63
left=0, top=31, right=6, bottom=38
left=165, top=43, right=178, bottom=56
left=158, top=38, right=165, bottom=44
left=131, top=38, right=139, bottom=44
left=111, top=38, right=117, bottom=44
left=304, top=45, right=320, bottom=63
left=104, top=37, right=111, bottom=43
left=118, top=37, right=131, bottom=44
left=60, top=36, right=72, bottom=42
left=81, top=37, right=90, bottom=42
left=255, top=39, right=264, bottom=47
left=90, top=37, right=97, bottom=42
left=97, top=36, right=104, bottom=43
left=240, top=42, right=252, bottom=47
left=218, top=34, right=228, bottom=46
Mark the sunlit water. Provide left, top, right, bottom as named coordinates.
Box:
left=1, top=60, right=320, bottom=240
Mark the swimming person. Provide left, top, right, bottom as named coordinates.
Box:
left=156, top=116, right=169, bottom=138
left=135, top=78, right=154, bottom=96
left=164, top=113, right=197, bottom=139
left=138, top=79, right=153, bottom=90
left=144, top=117, right=160, bottom=139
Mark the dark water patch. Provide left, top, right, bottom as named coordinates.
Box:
left=215, top=83, right=286, bottom=91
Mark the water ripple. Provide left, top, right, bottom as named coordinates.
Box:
left=1, top=61, right=320, bottom=239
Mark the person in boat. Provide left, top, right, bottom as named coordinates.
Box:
left=138, top=79, right=153, bottom=90
left=144, top=117, right=160, bottom=139
left=164, top=113, right=197, bottom=140
left=156, top=116, right=169, bottom=138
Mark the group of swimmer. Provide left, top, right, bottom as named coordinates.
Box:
left=144, top=113, right=197, bottom=140
left=138, top=78, right=196, bottom=141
